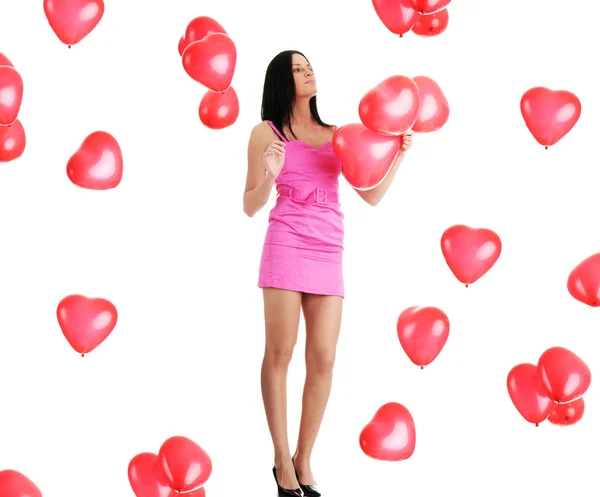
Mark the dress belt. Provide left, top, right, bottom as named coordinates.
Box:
left=276, top=185, right=339, bottom=204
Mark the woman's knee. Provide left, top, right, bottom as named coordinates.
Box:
left=306, top=347, right=336, bottom=375
left=265, top=342, right=296, bottom=369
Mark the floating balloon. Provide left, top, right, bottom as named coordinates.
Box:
left=158, top=436, right=212, bottom=493
left=0, top=470, right=42, bottom=497
left=567, top=252, right=600, bottom=306
left=411, top=8, right=449, bottom=36
left=407, top=0, right=451, bottom=14
left=180, top=16, right=228, bottom=55
left=548, top=398, right=585, bottom=426
left=182, top=33, right=236, bottom=93
left=56, top=294, right=118, bottom=356
left=371, top=0, right=421, bottom=36
left=67, top=131, right=123, bottom=189
left=359, top=75, right=420, bottom=135
left=411, top=76, right=449, bottom=132
left=332, top=123, right=403, bottom=190
left=0, top=119, right=26, bottom=162
left=507, top=363, right=556, bottom=426
left=199, top=86, right=239, bottom=129
left=43, top=0, right=105, bottom=47
left=397, top=306, right=449, bottom=368
left=520, top=87, right=581, bottom=148
left=537, top=347, right=591, bottom=404
left=359, top=402, right=416, bottom=461
left=441, top=225, right=501, bottom=286
left=129, top=453, right=178, bottom=497
left=0, top=65, right=23, bottom=126
left=0, top=52, right=13, bottom=67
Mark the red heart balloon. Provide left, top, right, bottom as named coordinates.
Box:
left=0, top=470, right=42, bottom=497
left=158, top=436, right=212, bottom=493
left=0, top=119, right=26, bottom=162
left=0, top=52, right=13, bottom=67
left=411, top=8, right=449, bottom=36
left=372, top=0, right=421, bottom=36
left=66, top=131, right=123, bottom=190
left=182, top=33, right=236, bottom=93
left=199, top=86, right=239, bottom=130
left=43, top=0, right=104, bottom=47
left=332, top=123, right=403, bottom=190
left=56, top=294, right=118, bottom=356
left=397, top=306, right=449, bottom=368
left=548, top=398, right=585, bottom=426
left=0, top=65, right=23, bottom=126
left=567, top=252, right=600, bottom=306
left=537, top=347, right=591, bottom=404
left=407, top=0, right=451, bottom=14
left=520, top=87, right=581, bottom=148
left=507, top=363, right=556, bottom=426
left=440, top=224, right=501, bottom=286
left=180, top=16, right=228, bottom=55
left=128, top=453, right=178, bottom=497
left=411, top=75, right=449, bottom=132
left=359, top=402, right=416, bottom=461
left=359, top=75, right=421, bottom=135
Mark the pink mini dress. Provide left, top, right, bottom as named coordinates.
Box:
left=258, top=120, right=345, bottom=297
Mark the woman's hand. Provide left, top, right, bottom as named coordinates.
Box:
left=400, top=130, right=414, bottom=152
left=263, top=139, right=286, bottom=179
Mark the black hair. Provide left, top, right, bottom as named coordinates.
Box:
left=260, top=50, right=331, bottom=140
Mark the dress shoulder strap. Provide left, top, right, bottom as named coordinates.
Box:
left=264, top=120, right=288, bottom=142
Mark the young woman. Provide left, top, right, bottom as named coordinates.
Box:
left=243, top=50, right=413, bottom=496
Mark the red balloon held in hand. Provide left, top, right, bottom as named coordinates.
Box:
left=0, top=119, right=26, bottom=162
left=359, top=75, right=421, bottom=135
left=411, top=8, right=449, bottom=36
left=332, top=123, right=403, bottom=190
left=407, top=0, right=451, bottom=14
left=507, top=363, right=556, bottom=426
left=158, top=436, right=212, bottom=493
left=371, top=0, right=421, bottom=36
left=182, top=33, right=237, bottom=93
left=359, top=402, right=416, bottom=461
left=0, top=470, right=42, bottom=497
left=199, top=86, right=239, bottom=129
left=412, top=76, right=449, bottom=132
left=128, top=453, right=178, bottom=497
left=397, top=306, right=449, bottom=368
left=0, top=52, right=13, bottom=67
left=567, top=252, right=600, bottom=306
left=0, top=65, right=23, bottom=126
left=441, top=225, right=501, bottom=286
left=537, top=347, right=591, bottom=403
left=57, top=294, right=118, bottom=356
left=43, top=0, right=105, bottom=47
left=67, top=131, right=123, bottom=189
left=548, top=398, right=585, bottom=426
left=180, top=16, right=228, bottom=55
left=520, top=87, right=581, bottom=148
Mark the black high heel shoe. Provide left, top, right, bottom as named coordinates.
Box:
left=292, top=461, right=321, bottom=497
left=272, top=466, right=303, bottom=496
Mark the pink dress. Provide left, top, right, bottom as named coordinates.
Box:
left=258, top=120, right=345, bottom=297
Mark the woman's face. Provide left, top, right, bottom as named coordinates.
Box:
left=292, top=53, right=316, bottom=98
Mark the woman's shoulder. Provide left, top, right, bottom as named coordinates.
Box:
left=250, top=121, right=274, bottom=137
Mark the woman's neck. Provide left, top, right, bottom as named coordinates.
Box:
left=290, top=97, right=313, bottom=127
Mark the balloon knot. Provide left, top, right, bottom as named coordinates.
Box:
left=535, top=423, right=539, bottom=427
left=544, top=145, right=548, bottom=150
left=68, top=45, right=72, bottom=49
left=81, top=353, right=85, bottom=358
left=399, top=34, right=403, bottom=38
left=465, top=284, right=469, bottom=288
left=421, top=366, right=424, bottom=370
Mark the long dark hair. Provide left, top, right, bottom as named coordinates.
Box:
left=260, top=50, right=330, bottom=140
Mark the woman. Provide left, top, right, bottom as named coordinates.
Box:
left=243, top=50, right=413, bottom=496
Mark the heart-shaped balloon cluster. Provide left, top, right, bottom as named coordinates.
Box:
left=178, top=16, right=239, bottom=130
left=129, top=436, right=212, bottom=497
left=371, top=0, right=451, bottom=38
left=333, top=74, right=448, bottom=190
left=507, top=347, right=590, bottom=426
left=0, top=52, right=25, bottom=163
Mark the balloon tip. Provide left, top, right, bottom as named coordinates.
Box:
left=544, top=146, right=548, bottom=150
left=465, top=284, right=469, bottom=288
left=421, top=366, right=424, bottom=370
left=81, top=353, right=85, bottom=358
left=535, top=423, right=539, bottom=427
left=399, top=34, right=403, bottom=38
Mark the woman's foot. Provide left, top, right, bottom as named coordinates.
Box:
left=273, top=459, right=301, bottom=493
left=292, top=455, right=316, bottom=485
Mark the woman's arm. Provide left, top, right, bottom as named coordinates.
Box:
left=243, top=123, right=276, bottom=217
left=355, top=131, right=414, bottom=206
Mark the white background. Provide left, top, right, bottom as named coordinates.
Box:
left=1, top=0, right=598, bottom=495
